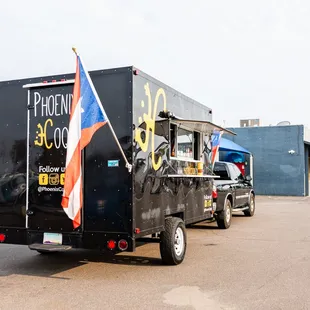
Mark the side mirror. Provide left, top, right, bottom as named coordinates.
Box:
left=245, top=175, right=252, bottom=182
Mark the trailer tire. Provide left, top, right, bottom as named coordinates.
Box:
left=36, top=250, right=57, bottom=255
left=160, top=217, right=187, bottom=265
left=244, top=193, right=255, bottom=217
left=216, top=199, right=232, bottom=229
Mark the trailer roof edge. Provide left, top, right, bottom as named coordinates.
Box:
left=23, top=79, right=75, bottom=89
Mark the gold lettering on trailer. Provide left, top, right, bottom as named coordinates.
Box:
left=34, top=118, right=53, bottom=149
left=135, top=83, right=167, bottom=171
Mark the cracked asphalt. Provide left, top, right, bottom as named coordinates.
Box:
left=0, top=196, right=310, bottom=310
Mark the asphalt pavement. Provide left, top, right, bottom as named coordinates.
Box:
left=0, top=196, right=310, bottom=310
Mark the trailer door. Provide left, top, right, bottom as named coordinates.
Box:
left=24, top=80, right=77, bottom=232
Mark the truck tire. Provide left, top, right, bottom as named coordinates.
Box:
left=244, top=193, right=255, bottom=217
left=160, top=217, right=187, bottom=265
left=216, top=199, right=232, bottom=229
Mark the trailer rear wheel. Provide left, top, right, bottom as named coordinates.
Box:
left=160, top=217, right=187, bottom=265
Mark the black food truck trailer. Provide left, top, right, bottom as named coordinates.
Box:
left=0, top=66, right=234, bottom=265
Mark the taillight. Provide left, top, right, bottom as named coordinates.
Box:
left=107, top=240, right=116, bottom=250
left=42, top=79, right=67, bottom=84
left=118, top=239, right=128, bottom=251
left=0, top=234, right=6, bottom=242
left=212, top=185, right=218, bottom=199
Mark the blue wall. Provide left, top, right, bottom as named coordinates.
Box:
left=224, top=125, right=305, bottom=196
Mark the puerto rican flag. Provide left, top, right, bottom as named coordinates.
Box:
left=61, top=54, right=108, bottom=228
left=210, top=130, right=222, bottom=167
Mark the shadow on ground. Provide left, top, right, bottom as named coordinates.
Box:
left=0, top=243, right=164, bottom=279
left=0, top=216, right=250, bottom=279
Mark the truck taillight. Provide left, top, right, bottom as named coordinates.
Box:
left=212, top=185, right=218, bottom=199
left=118, top=239, right=128, bottom=251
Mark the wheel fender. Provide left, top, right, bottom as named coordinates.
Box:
left=215, top=193, right=233, bottom=214
left=218, top=193, right=233, bottom=216
left=225, top=192, right=233, bottom=208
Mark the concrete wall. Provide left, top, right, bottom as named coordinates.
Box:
left=224, top=125, right=306, bottom=196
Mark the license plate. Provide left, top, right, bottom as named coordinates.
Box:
left=43, top=233, right=62, bottom=245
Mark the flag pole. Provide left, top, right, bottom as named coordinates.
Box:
left=72, top=47, right=132, bottom=173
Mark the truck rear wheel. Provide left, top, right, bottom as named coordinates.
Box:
left=160, top=217, right=187, bottom=265
left=244, top=193, right=255, bottom=217
left=216, top=199, right=232, bottom=229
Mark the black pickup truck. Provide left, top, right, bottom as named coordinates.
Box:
left=212, top=161, right=255, bottom=229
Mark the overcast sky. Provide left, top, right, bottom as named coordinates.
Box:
left=1, top=0, right=310, bottom=128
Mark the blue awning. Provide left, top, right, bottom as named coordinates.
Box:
left=219, top=138, right=251, bottom=154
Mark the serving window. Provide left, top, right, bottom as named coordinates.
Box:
left=170, top=123, right=201, bottom=161
left=177, top=128, right=193, bottom=159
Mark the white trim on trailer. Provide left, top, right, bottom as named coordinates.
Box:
left=25, top=89, right=30, bottom=228
left=23, top=79, right=75, bottom=89
left=24, top=79, right=75, bottom=226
